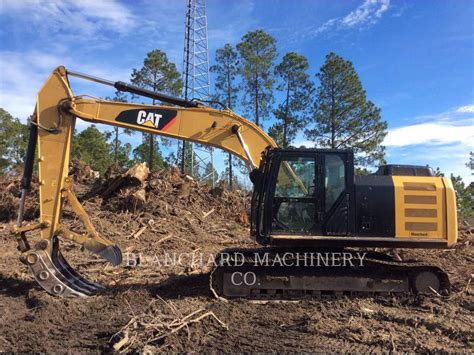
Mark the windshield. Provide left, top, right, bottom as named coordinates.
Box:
left=275, top=157, right=315, bottom=198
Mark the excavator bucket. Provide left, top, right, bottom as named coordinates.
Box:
left=24, top=237, right=106, bottom=297
left=13, top=67, right=122, bottom=297
left=15, top=169, right=122, bottom=297
left=15, top=210, right=122, bottom=297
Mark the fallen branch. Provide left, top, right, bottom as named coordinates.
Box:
left=202, top=208, right=214, bottom=219
left=113, top=331, right=129, bottom=351
left=132, top=226, right=147, bottom=239
left=156, top=234, right=198, bottom=247
left=148, top=309, right=228, bottom=343
left=112, top=300, right=228, bottom=352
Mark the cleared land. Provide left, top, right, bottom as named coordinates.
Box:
left=0, top=167, right=472, bottom=352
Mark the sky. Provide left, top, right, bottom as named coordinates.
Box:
left=0, top=0, right=473, bottom=183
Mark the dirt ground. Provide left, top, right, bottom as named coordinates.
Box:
left=0, top=167, right=472, bottom=352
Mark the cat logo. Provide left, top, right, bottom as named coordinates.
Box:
left=136, top=110, right=162, bottom=128
left=115, top=108, right=177, bottom=131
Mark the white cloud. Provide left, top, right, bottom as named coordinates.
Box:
left=384, top=108, right=473, bottom=182
left=384, top=122, right=474, bottom=147
left=0, top=0, right=135, bottom=36
left=0, top=51, right=64, bottom=119
left=295, top=120, right=474, bottom=150
left=456, top=104, right=474, bottom=113
left=293, top=139, right=316, bottom=148
left=312, top=0, right=390, bottom=37
left=342, top=0, right=390, bottom=27
left=388, top=143, right=472, bottom=183
left=0, top=50, right=131, bottom=120
left=292, top=104, right=473, bottom=182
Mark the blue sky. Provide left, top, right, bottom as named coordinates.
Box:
left=0, top=0, right=472, bottom=182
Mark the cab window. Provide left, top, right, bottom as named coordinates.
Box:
left=275, top=157, right=315, bottom=198
left=325, top=155, right=346, bottom=211
left=273, top=157, right=316, bottom=232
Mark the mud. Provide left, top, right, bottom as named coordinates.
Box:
left=0, top=168, right=472, bottom=352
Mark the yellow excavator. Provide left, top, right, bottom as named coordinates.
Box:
left=12, top=66, right=457, bottom=299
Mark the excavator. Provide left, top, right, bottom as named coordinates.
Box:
left=11, top=66, right=458, bottom=299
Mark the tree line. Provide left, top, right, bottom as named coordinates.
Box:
left=0, top=29, right=472, bottom=219
left=211, top=30, right=387, bottom=184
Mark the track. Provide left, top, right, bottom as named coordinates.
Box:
left=210, top=248, right=450, bottom=300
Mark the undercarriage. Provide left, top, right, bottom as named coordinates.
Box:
left=210, top=248, right=450, bottom=300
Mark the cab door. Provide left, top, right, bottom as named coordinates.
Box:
left=270, top=152, right=323, bottom=235
left=268, top=151, right=352, bottom=237
left=321, top=152, right=352, bottom=236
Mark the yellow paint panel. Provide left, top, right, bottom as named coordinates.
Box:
left=442, top=177, right=458, bottom=247
left=392, top=176, right=445, bottom=240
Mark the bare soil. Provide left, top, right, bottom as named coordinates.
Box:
left=0, top=168, right=472, bottom=352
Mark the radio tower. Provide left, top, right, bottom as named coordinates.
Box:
left=180, top=0, right=215, bottom=186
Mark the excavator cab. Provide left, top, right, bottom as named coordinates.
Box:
left=251, top=148, right=354, bottom=245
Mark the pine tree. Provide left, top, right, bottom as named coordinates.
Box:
left=130, top=49, right=182, bottom=171
left=73, top=125, right=112, bottom=173
left=434, top=167, right=473, bottom=220
left=267, top=123, right=285, bottom=147
left=132, top=141, right=167, bottom=169
left=306, top=52, right=387, bottom=166
left=203, top=161, right=218, bottom=186
left=237, top=30, right=277, bottom=127
left=105, top=91, right=133, bottom=168
left=177, top=142, right=196, bottom=176
left=467, top=152, right=473, bottom=172
left=272, top=52, right=313, bottom=147
left=0, top=108, right=29, bottom=174
left=116, top=142, right=133, bottom=169
left=450, top=174, right=474, bottom=220
left=211, top=44, right=240, bottom=108
left=210, top=43, right=240, bottom=188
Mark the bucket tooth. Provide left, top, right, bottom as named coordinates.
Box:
left=61, top=226, right=122, bottom=266
left=83, top=240, right=122, bottom=266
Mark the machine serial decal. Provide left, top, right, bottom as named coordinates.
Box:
left=115, top=109, right=177, bottom=131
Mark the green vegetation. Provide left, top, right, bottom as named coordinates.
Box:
left=211, top=43, right=240, bottom=188
left=132, top=141, right=167, bottom=170
left=451, top=175, right=474, bottom=221
left=237, top=30, right=277, bottom=127
left=305, top=52, right=387, bottom=166
left=73, top=125, right=113, bottom=174
left=0, top=108, right=29, bottom=174
left=434, top=167, right=473, bottom=221
left=271, top=52, right=313, bottom=147
left=2, top=29, right=470, bottom=199
left=131, top=49, right=183, bottom=171
left=105, top=90, right=133, bottom=168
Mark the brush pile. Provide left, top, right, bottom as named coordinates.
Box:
left=0, top=161, right=251, bottom=227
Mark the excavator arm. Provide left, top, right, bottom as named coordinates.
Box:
left=12, top=66, right=277, bottom=297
